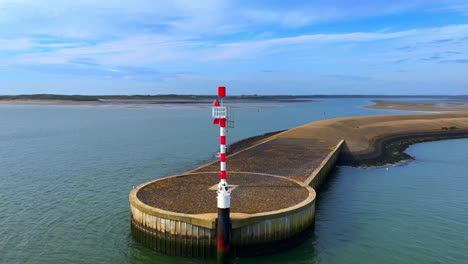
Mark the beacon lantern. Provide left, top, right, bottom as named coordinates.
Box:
left=218, top=86, right=226, bottom=98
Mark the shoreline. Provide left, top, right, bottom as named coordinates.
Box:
left=0, top=98, right=318, bottom=106
left=367, top=99, right=468, bottom=112
left=0, top=100, right=102, bottom=105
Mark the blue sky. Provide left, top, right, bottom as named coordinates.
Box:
left=0, top=0, right=467, bottom=95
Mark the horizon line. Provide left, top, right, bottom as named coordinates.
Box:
left=1, top=94, right=468, bottom=97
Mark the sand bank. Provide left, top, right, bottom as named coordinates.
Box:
left=368, top=100, right=468, bottom=112
left=0, top=100, right=102, bottom=105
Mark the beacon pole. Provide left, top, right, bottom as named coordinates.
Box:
left=212, top=86, right=231, bottom=262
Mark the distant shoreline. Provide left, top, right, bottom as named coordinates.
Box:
left=4, top=96, right=468, bottom=168
left=1, top=94, right=468, bottom=106
left=0, top=98, right=318, bottom=106
left=367, top=99, right=468, bottom=112
left=0, top=100, right=102, bottom=105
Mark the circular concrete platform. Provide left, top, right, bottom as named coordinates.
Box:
left=136, top=172, right=309, bottom=214
left=129, top=172, right=316, bottom=257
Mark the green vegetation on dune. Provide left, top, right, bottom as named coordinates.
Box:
left=0, top=94, right=214, bottom=101
left=0, top=94, right=467, bottom=102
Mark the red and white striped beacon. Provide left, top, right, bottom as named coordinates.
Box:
left=212, top=86, right=231, bottom=260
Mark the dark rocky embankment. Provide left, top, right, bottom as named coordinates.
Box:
left=339, top=129, right=468, bottom=167
left=226, top=128, right=468, bottom=168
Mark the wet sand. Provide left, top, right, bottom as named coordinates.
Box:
left=0, top=100, right=102, bottom=105
left=367, top=100, right=468, bottom=112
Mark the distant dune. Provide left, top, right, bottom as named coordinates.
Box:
left=0, top=94, right=322, bottom=105
left=1, top=94, right=467, bottom=106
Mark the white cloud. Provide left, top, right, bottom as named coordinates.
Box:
left=2, top=24, right=468, bottom=74
left=1, top=0, right=468, bottom=94
left=239, top=0, right=468, bottom=29
left=0, top=0, right=234, bottom=38
left=241, top=9, right=339, bottom=28
left=1, top=0, right=466, bottom=41
left=0, top=38, right=34, bottom=51
left=205, top=24, right=468, bottom=60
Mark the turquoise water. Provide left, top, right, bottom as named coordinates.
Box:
left=0, top=99, right=467, bottom=263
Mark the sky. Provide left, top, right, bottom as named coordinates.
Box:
left=0, top=0, right=467, bottom=95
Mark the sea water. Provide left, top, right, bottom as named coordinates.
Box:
left=0, top=99, right=467, bottom=263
